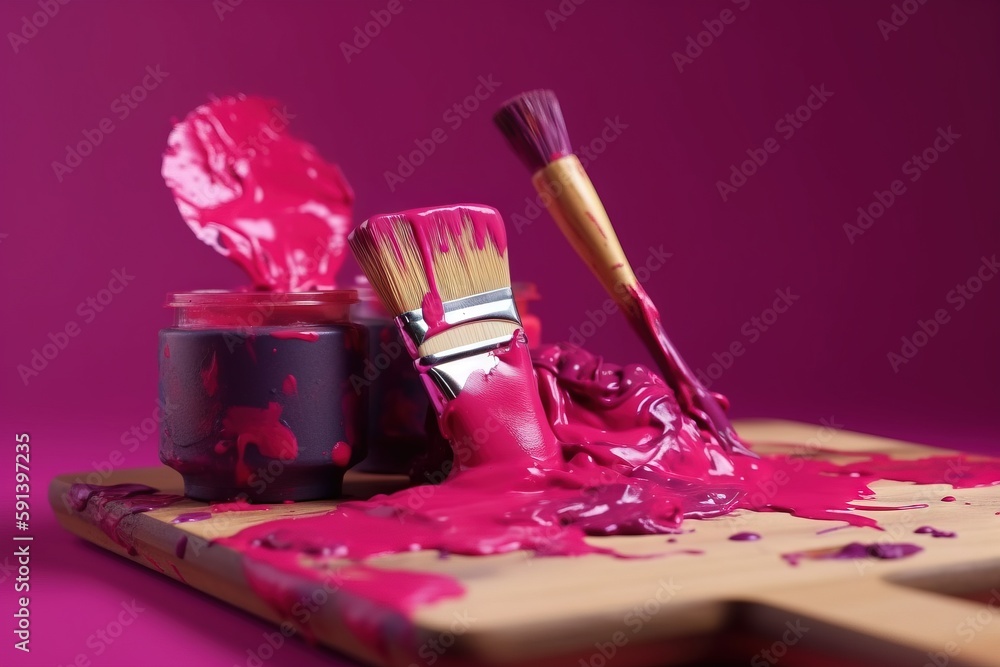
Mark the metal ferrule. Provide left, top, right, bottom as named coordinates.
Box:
left=395, top=287, right=520, bottom=356
left=395, top=288, right=523, bottom=403
left=418, top=333, right=522, bottom=401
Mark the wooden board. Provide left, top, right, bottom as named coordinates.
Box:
left=50, top=420, right=1000, bottom=667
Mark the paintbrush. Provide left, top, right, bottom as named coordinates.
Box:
left=348, top=204, right=524, bottom=410
left=494, top=90, right=748, bottom=455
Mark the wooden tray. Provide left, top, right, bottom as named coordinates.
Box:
left=49, top=421, right=1000, bottom=667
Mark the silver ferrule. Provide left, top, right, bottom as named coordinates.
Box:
left=396, top=287, right=521, bottom=355
left=419, top=333, right=522, bottom=401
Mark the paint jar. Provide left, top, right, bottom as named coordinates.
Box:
left=513, top=282, right=542, bottom=348
left=158, top=290, right=368, bottom=502
left=351, top=276, right=430, bottom=474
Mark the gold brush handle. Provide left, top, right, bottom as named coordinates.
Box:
left=532, top=155, right=746, bottom=454
left=532, top=155, right=639, bottom=301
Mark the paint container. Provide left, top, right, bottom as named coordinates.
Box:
left=158, top=291, right=368, bottom=502
left=513, top=282, right=542, bottom=348
left=351, top=276, right=430, bottom=474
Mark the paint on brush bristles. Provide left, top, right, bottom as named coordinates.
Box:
left=349, top=204, right=520, bottom=361
left=493, top=89, right=572, bottom=173
left=348, top=204, right=511, bottom=317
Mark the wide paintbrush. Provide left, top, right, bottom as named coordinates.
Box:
left=348, top=204, right=524, bottom=411
left=494, top=89, right=749, bottom=455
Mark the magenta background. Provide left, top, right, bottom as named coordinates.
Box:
left=1, top=1, right=998, bottom=666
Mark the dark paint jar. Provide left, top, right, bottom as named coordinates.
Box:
left=159, top=291, right=368, bottom=502
left=351, top=276, right=430, bottom=474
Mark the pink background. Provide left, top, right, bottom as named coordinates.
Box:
left=1, top=1, right=998, bottom=666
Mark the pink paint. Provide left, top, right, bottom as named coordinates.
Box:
left=162, top=95, right=354, bottom=291
left=201, top=352, right=218, bottom=396
left=237, top=558, right=462, bottom=652
left=942, top=496, right=957, bottom=502
left=281, top=374, right=297, bottom=395
left=211, top=500, right=265, bottom=513
left=163, top=344, right=170, bottom=358
left=332, top=441, right=352, bottom=467
left=351, top=205, right=509, bottom=343
left=271, top=330, right=320, bottom=342
left=729, top=532, right=761, bottom=541
left=915, top=526, right=957, bottom=538
left=171, top=511, right=212, bottom=524
left=220, top=402, right=298, bottom=485
left=627, top=285, right=749, bottom=458
left=144, top=554, right=166, bottom=573
left=782, top=542, right=924, bottom=566
left=169, top=562, right=188, bottom=583
left=220, top=336, right=1000, bottom=578
left=67, top=483, right=184, bottom=555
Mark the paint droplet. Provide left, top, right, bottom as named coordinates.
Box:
left=915, top=526, right=956, bottom=538
left=941, top=496, right=957, bottom=502
left=332, top=441, right=351, bottom=467
left=282, top=374, right=297, bottom=395
left=729, top=532, right=761, bottom=541
left=164, top=344, right=170, bottom=358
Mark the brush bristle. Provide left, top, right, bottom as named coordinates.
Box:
left=493, top=89, right=572, bottom=173
left=349, top=204, right=518, bottom=357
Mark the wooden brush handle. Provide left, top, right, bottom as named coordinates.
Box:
left=533, top=155, right=746, bottom=454
left=532, top=155, right=639, bottom=302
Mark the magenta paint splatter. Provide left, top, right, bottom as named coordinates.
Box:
left=782, top=542, right=923, bottom=566
left=272, top=330, right=319, bottom=342
left=332, top=441, right=352, bottom=467
left=915, top=526, right=956, bottom=538
left=729, top=532, right=761, bottom=541
left=162, top=95, right=353, bottom=291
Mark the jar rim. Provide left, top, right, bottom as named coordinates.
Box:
left=166, top=289, right=358, bottom=308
